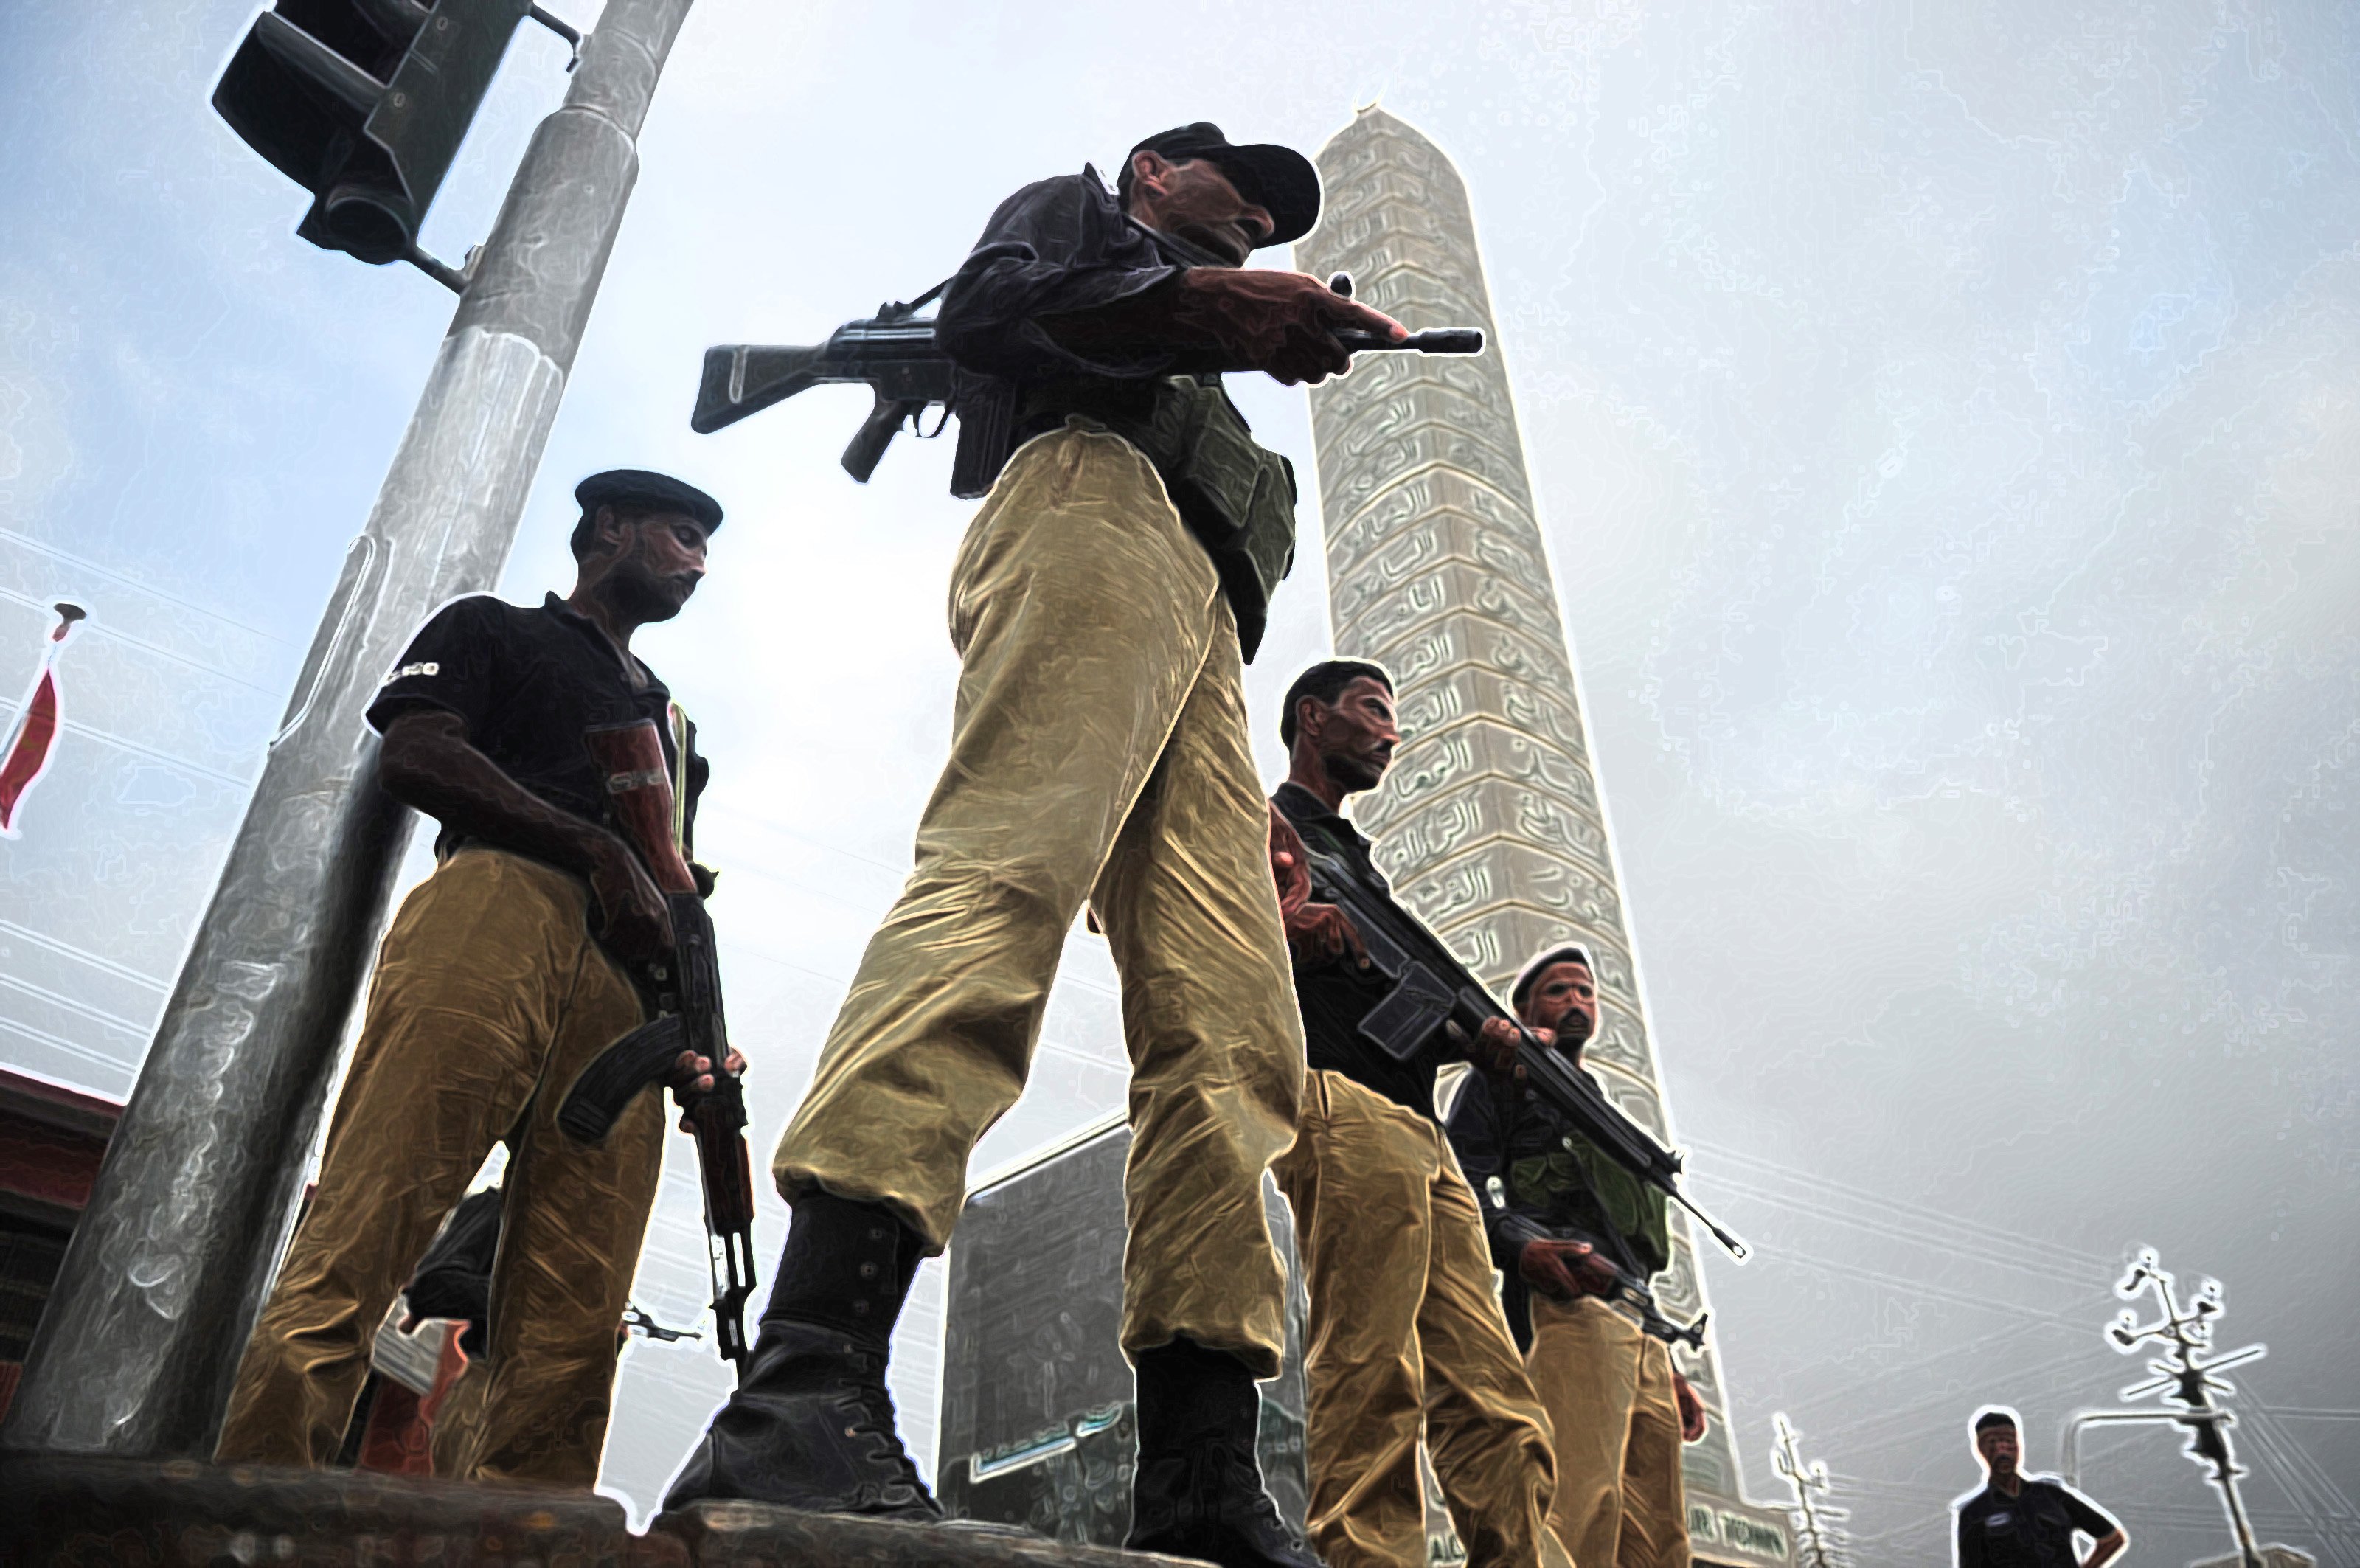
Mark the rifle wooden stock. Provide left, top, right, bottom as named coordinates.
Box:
left=563, top=720, right=757, bottom=1377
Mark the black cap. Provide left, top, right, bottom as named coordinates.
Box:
left=1120, top=122, right=1322, bottom=247
left=1974, top=1409, right=2019, bottom=1434
left=575, top=468, right=723, bottom=532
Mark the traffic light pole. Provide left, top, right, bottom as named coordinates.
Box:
left=2, top=0, right=695, bottom=1460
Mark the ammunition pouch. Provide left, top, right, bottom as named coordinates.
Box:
left=1020, top=376, right=1296, bottom=661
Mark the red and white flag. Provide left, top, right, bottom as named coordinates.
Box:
left=0, top=603, right=86, bottom=837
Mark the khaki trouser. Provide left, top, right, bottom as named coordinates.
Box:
left=775, top=426, right=1304, bottom=1376
left=1274, top=1071, right=1558, bottom=1568
left=215, top=848, right=663, bottom=1486
left=1530, top=1294, right=1692, bottom=1568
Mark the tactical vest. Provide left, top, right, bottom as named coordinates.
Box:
left=1510, top=1123, right=1673, bottom=1278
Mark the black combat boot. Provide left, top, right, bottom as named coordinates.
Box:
left=1127, top=1337, right=1322, bottom=1568
left=662, top=1191, right=940, bottom=1520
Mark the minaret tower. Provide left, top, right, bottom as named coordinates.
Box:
left=1296, top=106, right=1793, bottom=1567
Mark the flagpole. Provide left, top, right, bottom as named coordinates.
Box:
left=0, top=604, right=80, bottom=747
left=0, top=651, right=49, bottom=762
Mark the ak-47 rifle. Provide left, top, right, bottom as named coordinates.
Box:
left=687, top=272, right=1484, bottom=498
left=558, top=719, right=757, bottom=1379
left=1292, top=836, right=1749, bottom=1264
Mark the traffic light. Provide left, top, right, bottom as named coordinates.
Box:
left=212, top=0, right=544, bottom=271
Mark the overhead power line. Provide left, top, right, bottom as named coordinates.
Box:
left=1687, top=1139, right=2110, bottom=1276
left=0, top=527, right=294, bottom=646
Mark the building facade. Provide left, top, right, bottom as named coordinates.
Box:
left=0, top=1068, right=121, bottom=1423
left=937, top=1123, right=1317, bottom=1548
left=1295, top=106, right=1791, bottom=1567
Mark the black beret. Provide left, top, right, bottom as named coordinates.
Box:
left=575, top=468, right=723, bottom=532
left=1511, top=944, right=1594, bottom=1010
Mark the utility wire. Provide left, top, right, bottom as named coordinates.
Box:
left=0, top=583, right=278, bottom=693
left=2236, top=1408, right=2360, bottom=1560
left=0, top=527, right=294, bottom=645
left=1687, top=1139, right=2109, bottom=1275
left=1752, top=1244, right=2104, bottom=1330
left=1768, top=1305, right=2109, bottom=1423
left=1700, top=1180, right=2108, bottom=1291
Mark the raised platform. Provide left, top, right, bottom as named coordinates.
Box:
left=0, top=1453, right=1187, bottom=1568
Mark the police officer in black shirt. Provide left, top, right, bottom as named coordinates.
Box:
left=1266, top=659, right=1561, bottom=1568
left=1955, top=1408, right=2127, bottom=1567
left=216, top=470, right=735, bottom=1488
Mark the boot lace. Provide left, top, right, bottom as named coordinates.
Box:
left=832, top=1348, right=934, bottom=1504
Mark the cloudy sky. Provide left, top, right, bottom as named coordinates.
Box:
left=4, top=1, right=2356, bottom=1559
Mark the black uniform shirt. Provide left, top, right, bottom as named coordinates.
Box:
left=364, top=593, right=707, bottom=862
left=936, top=166, right=1199, bottom=384
left=1273, top=781, right=1446, bottom=1116
left=936, top=167, right=1297, bottom=661
left=1954, top=1477, right=2120, bottom=1568
left=1446, top=1070, right=1671, bottom=1353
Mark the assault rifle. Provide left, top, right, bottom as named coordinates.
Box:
left=559, top=720, right=757, bottom=1379
left=1291, top=837, right=1749, bottom=1263
left=1485, top=1184, right=1710, bottom=1351
left=1596, top=1261, right=1710, bottom=1353
left=687, top=272, right=1485, bottom=499
left=621, top=1302, right=702, bottom=1345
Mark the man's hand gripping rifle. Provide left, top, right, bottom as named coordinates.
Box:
left=1497, top=1195, right=1711, bottom=1353
left=1590, top=1255, right=1710, bottom=1353
left=1291, top=839, right=1751, bottom=1280
left=687, top=272, right=1484, bottom=497
left=558, top=720, right=757, bottom=1379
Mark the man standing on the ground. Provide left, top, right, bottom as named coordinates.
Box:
left=1953, top=1408, right=2127, bottom=1567
left=1266, top=658, right=1560, bottom=1568
left=216, top=471, right=733, bottom=1486
left=664, top=126, right=1402, bottom=1568
left=1446, top=946, right=1707, bottom=1568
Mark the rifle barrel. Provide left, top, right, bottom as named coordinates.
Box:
left=1521, top=1033, right=1749, bottom=1260
left=692, top=312, right=1484, bottom=444
left=1336, top=327, right=1485, bottom=354
left=1298, top=838, right=1748, bottom=1261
